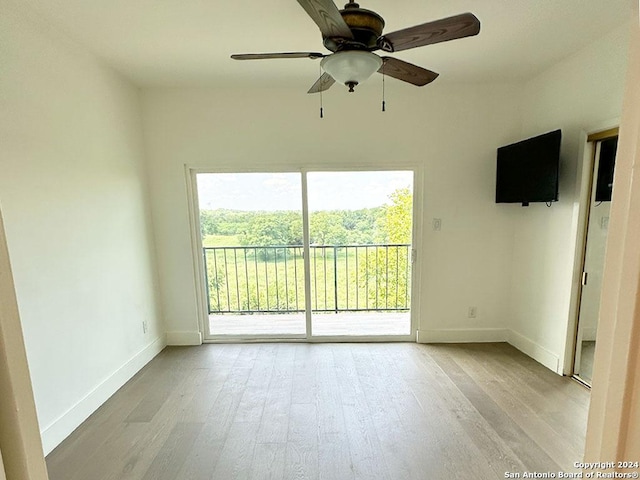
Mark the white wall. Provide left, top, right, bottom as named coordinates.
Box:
left=142, top=81, right=523, bottom=344
left=508, top=25, right=630, bottom=373
left=0, top=1, right=164, bottom=454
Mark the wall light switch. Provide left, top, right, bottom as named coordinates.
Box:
left=432, top=218, right=442, bottom=231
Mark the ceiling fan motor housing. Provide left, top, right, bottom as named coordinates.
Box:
left=323, top=3, right=385, bottom=51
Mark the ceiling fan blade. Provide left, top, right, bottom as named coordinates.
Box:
left=378, top=13, right=480, bottom=52
left=231, top=52, right=325, bottom=60
left=296, top=0, right=354, bottom=39
left=307, top=72, right=336, bottom=93
left=378, top=57, right=439, bottom=86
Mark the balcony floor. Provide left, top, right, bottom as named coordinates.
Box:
left=208, top=311, right=411, bottom=337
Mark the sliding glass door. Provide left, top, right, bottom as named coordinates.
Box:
left=197, top=173, right=306, bottom=337
left=306, top=171, right=413, bottom=336
left=194, top=170, right=415, bottom=340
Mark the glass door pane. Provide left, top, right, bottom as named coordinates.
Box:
left=196, top=173, right=306, bottom=337
left=306, top=171, right=414, bottom=337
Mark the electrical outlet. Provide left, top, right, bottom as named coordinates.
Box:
left=142, top=321, right=148, bottom=334
left=468, top=306, right=477, bottom=318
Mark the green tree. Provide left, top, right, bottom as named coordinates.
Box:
left=359, top=186, right=413, bottom=309
left=240, top=213, right=299, bottom=246
left=379, top=187, right=412, bottom=243
left=310, top=211, right=348, bottom=245
left=346, top=208, right=381, bottom=244
left=199, top=210, right=218, bottom=236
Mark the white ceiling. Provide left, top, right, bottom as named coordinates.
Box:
left=20, top=0, right=633, bottom=88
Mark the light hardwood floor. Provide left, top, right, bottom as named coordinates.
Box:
left=46, top=343, right=590, bottom=480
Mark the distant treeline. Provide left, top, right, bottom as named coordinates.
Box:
left=200, top=187, right=412, bottom=246
left=200, top=208, right=382, bottom=246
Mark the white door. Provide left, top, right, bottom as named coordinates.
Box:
left=574, top=135, right=617, bottom=384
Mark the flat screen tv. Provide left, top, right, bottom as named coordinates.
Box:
left=495, top=129, right=561, bottom=206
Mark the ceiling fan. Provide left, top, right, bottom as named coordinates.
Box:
left=231, top=0, right=480, bottom=93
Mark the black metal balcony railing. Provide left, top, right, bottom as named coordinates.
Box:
left=203, top=244, right=411, bottom=314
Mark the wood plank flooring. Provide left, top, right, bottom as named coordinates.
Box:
left=46, top=343, right=590, bottom=480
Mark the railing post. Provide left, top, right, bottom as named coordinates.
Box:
left=333, top=245, right=338, bottom=313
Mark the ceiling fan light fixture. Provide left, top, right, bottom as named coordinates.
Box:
left=320, top=51, right=382, bottom=90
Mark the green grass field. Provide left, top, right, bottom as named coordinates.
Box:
left=202, top=234, right=240, bottom=247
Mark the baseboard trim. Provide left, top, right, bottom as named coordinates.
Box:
left=416, top=328, right=508, bottom=343
left=166, top=330, right=202, bottom=346
left=416, top=328, right=561, bottom=374
left=40, top=336, right=165, bottom=455
left=507, top=329, right=560, bottom=374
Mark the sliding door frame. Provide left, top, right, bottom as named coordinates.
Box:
left=186, top=163, right=423, bottom=343
left=186, top=166, right=308, bottom=342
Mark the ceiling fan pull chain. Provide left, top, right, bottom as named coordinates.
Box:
left=382, top=63, right=386, bottom=112
left=319, top=65, right=324, bottom=118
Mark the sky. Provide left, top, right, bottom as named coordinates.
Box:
left=197, top=171, right=413, bottom=212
